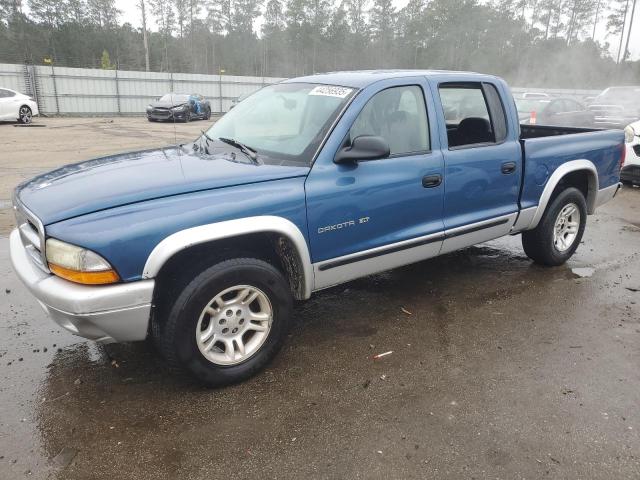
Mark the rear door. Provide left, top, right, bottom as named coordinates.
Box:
left=432, top=79, right=521, bottom=254
left=305, top=78, right=445, bottom=289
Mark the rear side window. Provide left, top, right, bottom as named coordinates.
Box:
left=350, top=85, right=430, bottom=156
left=438, top=82, right=508, bottom=148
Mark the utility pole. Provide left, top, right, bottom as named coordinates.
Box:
left=617, top=0, right=630, bottom=64
left=622, top=0, right=637, bottom=62
left=140, top=0, right=150, bottom=71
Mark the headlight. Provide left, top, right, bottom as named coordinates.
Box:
left=146, top=105, right=152, bottom=110
left=172, top=105, right=186, bottom=111
left=625, top=125, right=636, bottom=143
left=45, top=238, right=119, bottom=285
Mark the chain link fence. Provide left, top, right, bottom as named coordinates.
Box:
left=0, top=62, right=602, bottom=116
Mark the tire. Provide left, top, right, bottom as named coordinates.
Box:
left=204, top=108, right=211, bottom=120
left=522, top=187, right=587, bottom=266
left=18, top=105, right=32, bottom=124
left=153, top=258, right=293, bottom=387
left=183, top=111, right=191, bottom=123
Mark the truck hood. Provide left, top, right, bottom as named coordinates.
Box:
left=16, top=145, right=310, bottom=225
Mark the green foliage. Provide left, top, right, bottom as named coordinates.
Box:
left=0, top=0, right=636, bottom=87
left=100, top=48, right=114, bottom=69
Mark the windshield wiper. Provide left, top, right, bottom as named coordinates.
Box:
left=201, top=130, right=215, bottom=143
left=218, top=137, right=259, bottom=164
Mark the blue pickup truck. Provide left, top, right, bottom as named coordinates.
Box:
left=10, top=71, right=625, bottom=386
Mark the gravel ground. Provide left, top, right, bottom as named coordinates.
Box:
left=0, top=117, right=639, bottom=479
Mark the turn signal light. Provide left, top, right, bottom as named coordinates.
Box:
left=48, top=263, right=120, bottom=285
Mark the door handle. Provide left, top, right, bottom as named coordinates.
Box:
left=501, top=162, right=517, bottom=174
left=422, top=174, right=442, bottom=188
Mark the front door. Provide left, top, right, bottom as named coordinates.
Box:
left=305, top=79, right=445, bottom=290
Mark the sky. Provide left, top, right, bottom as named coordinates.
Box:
left=117, top=0, right=638, bottom=60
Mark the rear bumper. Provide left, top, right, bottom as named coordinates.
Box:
left=9, top=229, right=154, bottom=343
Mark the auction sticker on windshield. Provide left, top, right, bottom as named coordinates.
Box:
left=309, top=86, right=353, bottom=98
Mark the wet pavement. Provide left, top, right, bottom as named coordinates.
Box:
left=1, top=187, right=639, bottom=479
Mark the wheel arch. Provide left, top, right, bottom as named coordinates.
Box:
left=528, top=160, right=598, bottom=230
left=143, top=216, right=314, bottom=300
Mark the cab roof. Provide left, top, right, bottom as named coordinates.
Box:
left=283, top=70, right=495, bottom=89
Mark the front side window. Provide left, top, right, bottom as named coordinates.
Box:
left=439, top=82, right=507, bottom=148
left=349, top=85, right=430, bottom=156
left=0, top=89, right=14, bottom=98
left=206, top=83, right=355, bottom=165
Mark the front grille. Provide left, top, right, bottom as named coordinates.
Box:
left=151, top=108, right=172, bottom=118
left=13, top=193, right=49, bottom=273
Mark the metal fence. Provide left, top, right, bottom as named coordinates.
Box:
left=0, top=62, right=285, bottom=115
left=0, top=62, right=602, bottom=116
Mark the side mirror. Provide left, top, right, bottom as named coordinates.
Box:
left=334, top=135, right=390, bottom=164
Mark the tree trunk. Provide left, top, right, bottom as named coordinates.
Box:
left=622, top=0, right=637, bottom=62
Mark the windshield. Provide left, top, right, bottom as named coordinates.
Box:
left=160, top=93, right=190, bottom=103
left=205, top=83, right=355, bottom=165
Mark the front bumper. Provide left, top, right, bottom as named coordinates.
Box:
left=622, top=142, right=640, bottom=185
left=146, top=110, right=188, bottom=121
left=621, top=165, right=640, bottom=184
left=9, top=229, right=154, bottom=343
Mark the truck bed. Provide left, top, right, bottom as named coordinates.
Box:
left=519, top=126, right=624, bottom=212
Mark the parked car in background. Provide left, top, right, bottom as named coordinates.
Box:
left=0, top=88, right=38, bottom=124
left=522, top=92, right=550, bottom=99
left=10, top=70, right=624, bottom=387
left=622, top=120, right=640, bottom=186
left=146, top=93, right=211, bottom=122
left=516, top=97, right=595, bottom=127
left=589, top=86, right=640, bottom=128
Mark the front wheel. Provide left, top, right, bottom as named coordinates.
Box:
left=522, top=187, right=587, bottom=266
left=153, top=258, right=293, bottom=387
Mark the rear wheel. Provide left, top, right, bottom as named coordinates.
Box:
left=153, top=258, right=293, bottom=387
left=18, top=105, right=32, bottom=124
left=522, top=187, right=587, bottom=266
left=204, top=107, right=211, bottom=120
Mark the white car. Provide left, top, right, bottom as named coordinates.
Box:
left=623, top=120, right=640, bottom=186
left=522, top=92, right=550, bottom=99
left=0, top=87, right=39, bottom=123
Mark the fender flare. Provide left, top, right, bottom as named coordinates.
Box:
left=142, top=216, right=314, bottom=299
left=528, top=159, right=598, bottom=230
